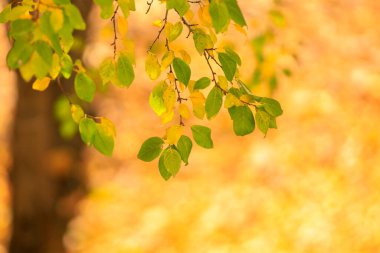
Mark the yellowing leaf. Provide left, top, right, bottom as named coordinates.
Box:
left=165, top=22, right=183, bottom=42
left=163, top=86, right=176, bottom=111
left=32, top=77, right=51, bottom=91
left=165, top=125, right=183, bottom=144
left=145, top=53, right=161, bottom=80
left=99, top=117, right=116, bottom=137
left=71, top=104, right=85, bottom=123
left=224, top=93, right=243, bottom=108
left=161, top=51, right=174, bottom=70
left=50, top=9, right=64, bottom=32
left=179, top=103, right=191, bottom=119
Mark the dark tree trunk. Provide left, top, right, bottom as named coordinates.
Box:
left=8, top=1, right=93, bottom=252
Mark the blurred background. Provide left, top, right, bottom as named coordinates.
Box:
left=1, top=0, right=380, bottom=252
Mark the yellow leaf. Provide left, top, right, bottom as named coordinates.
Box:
left=50, top=9, right=64, bottom=32
left=161, top=110, right=174, bottom=124
left=167, top=72, right=176, bottom=83
left=179, top=103, right=191, bottom=119
left=179, top=50, right=191, bottom=64
left=198, top=5, right=212, bottom=27
left=32, top=77, right=51, bottom=91
left=165, top=125, right=183, bottom=144
left=71, top=104, right=85, bottom=123
left=118, top=16, right=129, bottom=37
left=234, top=23, right=248, bottom=36
left=145, top=52, right=161, bottom=80
left=184, top=9, right=194, bottom=22
left=190, top=91, right=206, bottom=119
left=100, top=117, right=117, bottom=137
left=152, top=19, right=162, bottom=27
left=49, top=54, right=61, bottom=80
left=187, top=80, right=195, bottom=93
left=218, top=75, right=228, bottom=90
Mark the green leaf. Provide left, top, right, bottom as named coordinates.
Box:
left=167, top=0, right=190, bottom=17
left=158, top=149, right=172, bottom=180
left=194, top=77, right=211, bottom=90
left=99, top=58, right=115, bottom=85
left=6, top=39, right=33, bottom=69
left=94, top=0, right=114, bottom=19
left=218, top=52, right=237, bottom=81
left=261, top=98, right=283, bottom=117
left=79, top=117, right=97, bottom=145
left=116, top=54, right=134, bottom=87
left=93, top=121, right=115, bottom=156
left=191, top=125, right=213, bottom=149
left=209, top=0, right=230, bottom=33
left=74, top=72, right=96, bottom=102
left=223, top=0, right=247, bottom=26
left=9, top=19, right=33, bottom=39
left=0, top=4, right=11, bottom=23
left=256, top=109, right=271, bottom=135
left=53, top=0, right=70, bottom=4
left=173, top=57, right=191, bottom=85
left=228, top=106, right=255, bottom=136
left=60, top=54, right=73, bottom=79
left=34, top=40, right=53, bottom=67
left=205, top=86, right=223, bottom=120
left=193, top=29, right=213, bottom=55
left=64, top=4, right=86, bottom=30
left=225, top=47, right=241, bottom=66
left=137, top=137, right=164, bottom=162
left=177, top=135, right=192, bottom=165
left=163, top=148, right=182, bottom=176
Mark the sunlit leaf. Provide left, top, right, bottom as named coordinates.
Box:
left=138, top=137, right=164, bottom=162
left=191, top=125, right=213, bottom=149
left=75, top=72, right=96, bottom=102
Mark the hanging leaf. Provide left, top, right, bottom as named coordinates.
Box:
left=138, top=137, right=164, bottom=162
left=163, top=148, right=182, bottom=176
left=218, top=52, right=237, bottom=81
left=74, top=72, right=96, bottom=102
left=223, top=0, right=247, bottom=27
left=145, top=53, right=161, bottom=80
left=191, top=125, right=213, bottom=149
left=167, top=0, right=190, bottom=17
left=205, top=86, right=223, bottom=120
left=209, top=0, right=230, bottom=33
left=173, top=57, right=191, bottom=85
left=228, top=106, right=255, bottom=136
left=194, top=77, right=211, bottom=90
left=158, top=149, right=172, bottom=180
left=116, top=54, right=135, bottom=87
left=177, top=135, right=192, bottom=165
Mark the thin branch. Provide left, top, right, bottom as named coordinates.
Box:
left=148, top=10, right=169, bottom=52
left=146, top=0, right=154, bottom=14
left=110, top=5, right=119, bottom=59
left=56, top=76, right=73, bottom=104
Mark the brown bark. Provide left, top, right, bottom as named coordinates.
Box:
left=8, top=1, right=93, bottom=252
